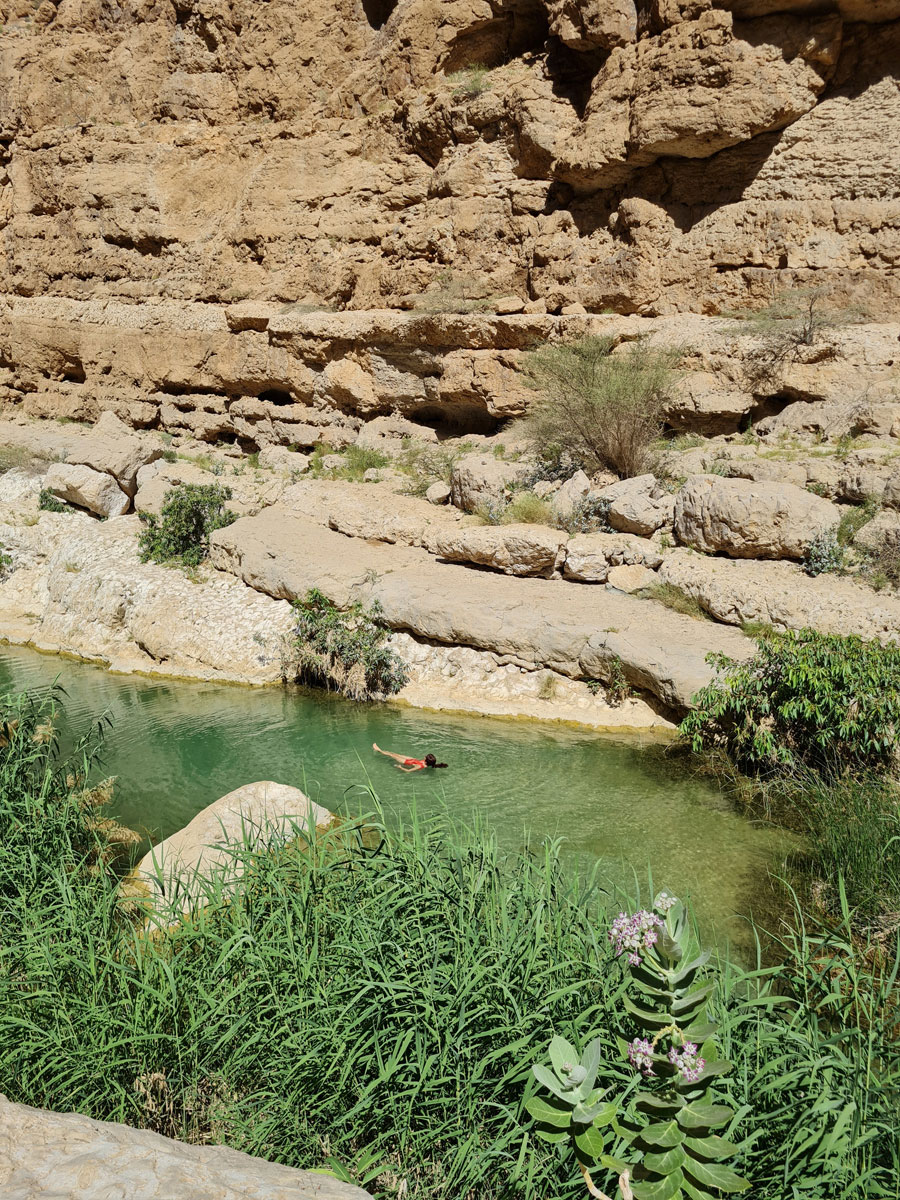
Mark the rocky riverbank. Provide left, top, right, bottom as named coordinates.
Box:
left=3, top=390, right=900, bottom=733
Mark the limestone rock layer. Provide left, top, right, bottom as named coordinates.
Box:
left=0, top=0, right=896, bottom=322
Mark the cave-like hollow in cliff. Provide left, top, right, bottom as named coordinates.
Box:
left=361, top=0, right=398, bottom=30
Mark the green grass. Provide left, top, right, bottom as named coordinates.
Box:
left=2, top=689, right=899, bottom=1199
left=641, top=581, right=709, bottom=621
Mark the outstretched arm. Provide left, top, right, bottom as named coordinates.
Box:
left=395, top=763, right=424, bottom=773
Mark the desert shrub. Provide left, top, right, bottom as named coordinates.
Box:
left=803, top=527, right=844, bottom=577
left=137, top=483, right=236, bottom=567
left=502, top=492, right=553, bottom=525
left=284, top=587, right=408, bottom=700
left=38, top=488, right=70, bottom=513
left=447, top=65, right=492, bottom=98
left=680, top=629, right=900, bottom=775
left=0, top=545, right=10, bottom=576
left=862, top=534, right=900, bottom=591
left=397, top=441, right=474, bottom=497
left=557, top=495, right=612, bottom=535
left=522, top=336, right=678, bottom=479
left=837, top=497, right=880, bottom=546
left=412, top=269, right=494, bottom=315
left=737, top=289, right=856, bottom=388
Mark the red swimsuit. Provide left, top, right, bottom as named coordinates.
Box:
left=403, top=758, right=426, bottom=768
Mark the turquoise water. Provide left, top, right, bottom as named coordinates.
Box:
left=0, top=643, right=785, bottom=947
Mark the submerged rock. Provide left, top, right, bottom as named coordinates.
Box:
left=135, top=781, right=334, bottom=911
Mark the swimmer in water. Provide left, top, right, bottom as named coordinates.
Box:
left=372, top=742, right=448, bottom=772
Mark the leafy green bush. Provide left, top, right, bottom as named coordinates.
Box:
left=447, top=65, right=493, bottom=98
left=38, top=488, right=70, bottom=513
left=527, top=894, right=749, bottom=1200
left=680, top=629, right=900, bottom=774
left=284, top=587, right=408, bottom=700
left=803, top=527, right=844, bottom=577
left=137, top=483, right=236, bottom=567
left=522, top=337, right=678, bottom=479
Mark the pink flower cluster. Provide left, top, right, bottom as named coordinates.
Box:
left=609, top=909, right=663, bottom=966
left=627, top=1037, right=656, bottom=1076
left=668, top=1042, right=706, bottom=1084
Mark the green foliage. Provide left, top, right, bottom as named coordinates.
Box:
left=803, top=527, right=844, bottom=577
left=559, top=495, right=613, bottom=535
left=447, top=65, right=493, bottom=98
left=788, top=772, right=900, bottom=920
left=285, top=587, right=408, bottom=700
left=137, top=483, right=236, bottom=568
left=477, top=491, right=554, bottom=526
left=606, top=656, right=630, bottom=706
left=522, top=337, right=679, bottom=479
left=38, top=488, right=69, bottom=513
left=527, top=896, right=749, bottom=1200
left=397, top=440, right=474, bottom=497
left=836, top=497, right=879, bottom=547
left=642, top=583, right=708, bottom=622
left=680, top=629, right=900, bottom=775
left=2, top=696, right=899, bottom=1200
left=0, top=545, right=10, bottom=575
left=737, top=289, right=856, bottom=389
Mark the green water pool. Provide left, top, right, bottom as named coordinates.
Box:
left=0, top=643, right=785, bottom=948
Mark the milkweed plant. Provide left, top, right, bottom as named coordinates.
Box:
left=525, top=893, right=749, bottom=1200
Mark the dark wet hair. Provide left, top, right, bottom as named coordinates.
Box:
left=424, top=753, right=448, bottom=769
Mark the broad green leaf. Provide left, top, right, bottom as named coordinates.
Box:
left=535, top=1128, right=568, bottom=1144
left=643, top=1144, right=687, bottom=1174
left=580, top=1037, right=604, bottom=1095
left=592, top=1101, right=619, bottom=1128
left=642, top=1120, right=686, bottom=1148
left=677, top=1103, right=734, bottom=1130
left=574, top=1123, right=607, bottom=1159
left=549, top=1035, right=579, bottom=1080
left=684, top=1135, right=739, bottom=1161
left=525, top=1096, right=571, bottom=1128
left=531, top=1063, right=569, bottom=1101
left=623, top=995, right=672, bottom=1028
left=677, top=1060, right=732, bottom=1089
left=682, top=1022, right=718, bottom=1043
left=631, top=1168, right=684, bottom=1200
left=684, top=1159, right=750, bottom=1193
left=637, top=1092, right=684, bottom=1115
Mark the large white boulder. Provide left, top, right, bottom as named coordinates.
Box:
left=601, top=474, right=675, bottom=536
left=136, top=781, right=334, bottom=910
left=674, top=474, right=840, bottom=560
left=429, top=523, right=567, bottom=577
left=0, top=1093, right=369, bottom=1200
left=43, top=461, right=130, bottom=517
left=69, top=411, right=162, bottom=497
left=563, top=531, right=664, bottom=582
left=449, top=453, right=528, bottom=513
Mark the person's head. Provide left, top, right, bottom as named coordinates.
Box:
left=424, top=753, right=448, bottom=769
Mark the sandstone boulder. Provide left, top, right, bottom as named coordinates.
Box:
left=602, top=474, right=675, bottom=536
left=70, top=411, right=163, bottom=497
left=608, top=564, right=658, bottom=593
left=43, top=462, right=130, bottom=518
left=429, top=524, right=567, bottom=577
left=136, top=782, right=333, bottom=909
left=258, top=445, right=310, bottom=474
left=0, top=1093, right=368, bottom=1200
left=550, top=470, right=591, bottom=519
left=426, top=481, right=451, bottom=505
left=658, top=550, right=900, bottom=641
left=450, top=453, right=528, bottom=514
left=853, top=510, right=900, bottom=554
left=674, top=474, right=840, bottom=559
left=882, top=469, right=900, bottom=511
left=563, top=531, right=664, bottom=582
left=210, top=508, right=753, bottom=710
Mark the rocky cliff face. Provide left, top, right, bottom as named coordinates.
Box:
left=0, top=0, right=896, bottom=323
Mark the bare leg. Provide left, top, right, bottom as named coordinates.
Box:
left=373, top=743, right=408, bottom=764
